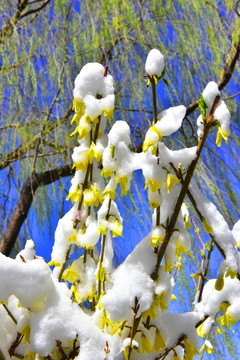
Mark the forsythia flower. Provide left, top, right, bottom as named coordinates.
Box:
left=143, top=125, right=162, bottom=155
left=66, top=184, right=83, bottom=203
left=216, top=312, right=236, bottom=328
left=83, top=142, right=102, bottom=164
left=140, top=334, right=152, bottom=354
left=216, top=126, right=228, bottom=147
left=70, top=283, right=81, bottom=304
left=167, top=173, right=180, bottom=193
left=104, top=108, right=114, bottom=120
left=150, top=226, right=164, bottom=247
left=202, top=218, right=213, bottom=234
left=24, top=351, right=36, bottom=360
left=62, top=266, right=78, bottom=283
left=200, top=340, right=214, bottom=354
left=184, top=215, right=191, bottom=229
left=72, top=97, right=85, bottom=117
left=21, top=324, right=30, bottom=344
left=116, top=176, right=129, bottom=196
left=184, top=338, right=199, bottom=359
left=83, top=185, right=103, bottom=207
left=154, top=329, right=165, bottom=351
left=144, top=178, right=161, bottom=192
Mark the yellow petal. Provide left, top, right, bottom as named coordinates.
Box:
left=154, top=329, right=165, bottom=351
left=167, top=173, right=180, bottom=193
left=202, top=218, right=213, bottom=234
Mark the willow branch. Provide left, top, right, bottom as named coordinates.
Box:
left=0, top=105, right=73, bottom=171
left=185, top=34, right=240, bottom=118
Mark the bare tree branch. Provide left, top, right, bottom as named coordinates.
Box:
left=0, top=164, right=74, bottom=256
left=0, top=0, right=52, bottom=44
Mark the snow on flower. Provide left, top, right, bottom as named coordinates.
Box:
left=145, top=49, right=165, bottom=77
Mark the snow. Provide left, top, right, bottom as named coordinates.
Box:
left=195, top=277, right=240, bottom=322
left=155, top=105, right=186, bottom=137
left=145, top=49, right=165, bottom=77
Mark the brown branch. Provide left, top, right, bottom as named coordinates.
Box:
left=151, top=96, right=221, bottom=281
left=154, top=315, right=209, bottom=360
left=0, top=164, right=74, bottom=256
left=0, top=0, right=51, bottom=44
left=20, top=0, right=51, bottom=19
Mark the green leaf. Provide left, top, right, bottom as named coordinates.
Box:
left=162, top=78, right=169, bottom=86
left=198, top=93, right=208, bottom=118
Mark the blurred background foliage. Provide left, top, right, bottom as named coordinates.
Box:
left=0, top=1, right=240, bottom=358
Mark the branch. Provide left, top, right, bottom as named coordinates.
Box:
left=0, top=164, right=74, bottom=256
left=0, top=0, right=52, bottom=44
left=19, top=0, right=51, bottom=19
left=185, top=33, right=240, bottom=118
left=0, top=105, right=73, bottom=171
left=151, top=96, right=221, bottom=280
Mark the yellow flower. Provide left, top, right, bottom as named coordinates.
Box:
left=197, top=322, right=206, bottom=338
left=140, top=334, right=152, bottom=354
left=149, top=199, right=160, bottom=211
left=167, top=173, right=180, bottom=193
left=101, top=167, right=113, bottom=178
left=72, top=156, right=89, bottom=172
left=144, top=178, right=160, bottom=192
left=72, top=97, right=85, bottom=116
left=151, top=125, right=162, bottom=141
left=66, top=184, right=83, bottom=203
left=217, top=312, right=236, bottom=328
left=70, top=283, right=81, bottom=304
left=142, top=139, right=157, bottom=154
left=83, top=186, right=102, bottom=207
left=202, top=218, right=213, bottom=234
left=165, top=258, right=174, bottom=272
left=104, top=108, right=114, bottom=120
left=154, top=329, right=165, bottom=351
left=215, top=326, right=222, bottom=336
left=97, top=222, right=108, bottom=236
left=78, top=122, right=91, bottom=141
left=184, top=215, right=191, bottom=229
left=199, top=343, right=214, bottom=354
left=216, top=126, right=229, bottom=147
left=102, top=188, right=116, bottom=200
left=184, top=338, right=199, bottom=360
left=124, top=346, right=130, bottom=360
left=117, top=176, right=129, bottom=196
left=150, top=235, right=163, bottom=247
left=109, top=217, right=123, bottom=237
left=24, top=351, right=36, bottom=360
left=83, top=142, right=102, bottom=164
left=48, top=259, right=61, bottom=267
left=62, top=267, right=78, bottom=283
left=21, top=324, right=30, bottom=344
left=71, top=113, right=81, bottom=126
